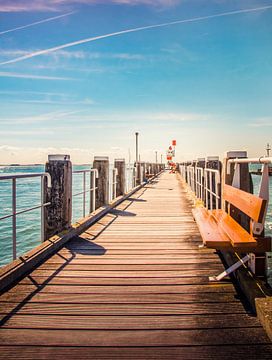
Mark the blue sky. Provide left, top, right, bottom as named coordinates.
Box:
left=0, top=0, right=271, bottom=164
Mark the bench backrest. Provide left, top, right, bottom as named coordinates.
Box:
left=223, top=184, right=267, bottom=223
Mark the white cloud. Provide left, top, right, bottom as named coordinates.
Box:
left=0, top=0, right=179, bottom=13
left=0, top=71, right=76, bottom=80
left=248, top=117, right=272, bottom=127
left=0, top=110, right=82, bottom=125
left=0, top=145, right=95, bottom=164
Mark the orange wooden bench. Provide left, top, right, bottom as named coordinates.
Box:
left=192, top=184, right=267, bottom=251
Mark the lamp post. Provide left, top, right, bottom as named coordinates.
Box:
left=135, top=132, right=139, bottom=163
left=161, top=154, right=163, bottom=164
left=155, top=151, right=158, bottom=164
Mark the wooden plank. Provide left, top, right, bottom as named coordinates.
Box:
left=1, top=345, right=272, bottom=360
left=1, top=313, right=258, bottom=330
left=0, top=292, right=238, bottom=304
left=0, top=328, right=269, bottom=346
left=18, top=276, right=224, bottom=286
left=0, top=302, right=247, bottom=316
left=3, top=283, right=235, bottom=295
left=36, top=263, right=223, bottom=271
left=29, top=269, right=223, bottom=278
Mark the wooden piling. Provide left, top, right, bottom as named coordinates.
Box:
left=44, top=154, right=72, bottom=240
left=114, top=159, right=126, bottom=197
left=93, top=156, right=109, bottom=209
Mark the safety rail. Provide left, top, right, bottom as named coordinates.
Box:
left=0, top=173, right=51, bottom=260
left=112, top=167, right=118, bottom=200
left=179, top=163, right=221, bottom=210
left=125, top=164, right=136, bottom=193
left=72, top=169, right=99, bottom=218
left=204, top=168, right=221, bottom=210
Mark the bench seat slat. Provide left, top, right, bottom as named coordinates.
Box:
left=211, top=210, right=257, bottom=248
left=192, top=207, right=231, bottom=249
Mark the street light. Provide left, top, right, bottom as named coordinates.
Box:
left=155, top=151, right=158, bottom=164
left=135, top=132, right=139, bottom=163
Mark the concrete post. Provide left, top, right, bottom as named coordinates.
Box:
left=114, top=158, right=126, bottom=196
left=93, top=156, right=109, bottom=209
left=44, top=154, right=72, bottom=240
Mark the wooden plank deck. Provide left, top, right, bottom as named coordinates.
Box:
left=0, top=172, right=271, bottom=359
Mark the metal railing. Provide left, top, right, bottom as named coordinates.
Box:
left=112, top=168, right=118, bottom=200
left=0, top=173, right=51, bottom=260
left=204, top=168, right=221, bottom=210
left=72, top=169, right=99, bottom=218
left=179, top=163, right=221, bottom=210
left=195, top=167, right=204, bottom=201
left=125, top=164, right=136, bottom=192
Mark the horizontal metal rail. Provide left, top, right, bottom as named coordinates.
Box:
left=228, top=157, right=272, bottom=165
left=0, top=172, right=51, bottom=260
left=0, top=172, right=52, bottom=187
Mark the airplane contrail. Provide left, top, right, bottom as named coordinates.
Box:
left=1, top=5, right=271, bottom=66
left=0, top=11, right=75, bottom=36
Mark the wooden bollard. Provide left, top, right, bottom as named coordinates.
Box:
left=142, top=162, right=147, bottom=182
left=114, top=158, right=126, bottom=196
left=136, top=162, right=142, bottom=185
left=151, top=163, right=156, bottom=176
left=93, top=156, right=109, bottom=209
left=44, top=154, right=72, bottom=240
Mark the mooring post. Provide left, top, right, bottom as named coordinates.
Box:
left=93, top=156, right=109, bottom=209
left=114, top=158, right=126, bottom=196
left=136, top=162, right=141, bottom=185
left=44, top=154, right=72, bottom=240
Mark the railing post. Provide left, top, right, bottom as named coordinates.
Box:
left=206, top=156, right=221, bottom=209
left=114, top=159, right=126, bottom=196
left=44, top=154, right=72, bottom=240
left=93, top=156, right=109, bottom=209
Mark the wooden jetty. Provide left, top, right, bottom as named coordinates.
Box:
left=0, top=171, right=271, bottom=359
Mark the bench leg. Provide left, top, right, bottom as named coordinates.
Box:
left=209, top=254, right=250, bottom=282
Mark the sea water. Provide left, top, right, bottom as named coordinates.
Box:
left=0, top=164, right=135, bottom=266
